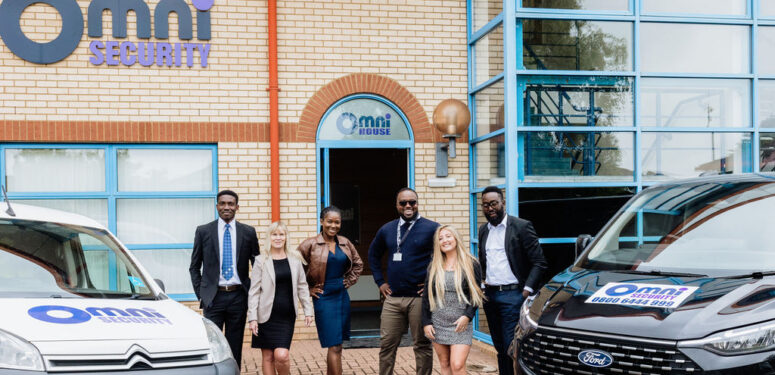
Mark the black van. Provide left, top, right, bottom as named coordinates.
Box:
left=516, top=173, right=775, bottom=374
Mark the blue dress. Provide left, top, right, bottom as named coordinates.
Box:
left=313, top=244, right=351, bottom=348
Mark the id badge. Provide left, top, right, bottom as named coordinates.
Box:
left=393, top=252, right=403, bottom=262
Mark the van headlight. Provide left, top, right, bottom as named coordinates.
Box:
left=0, top=328, right=44, bottom=371
left=681, top=321, right=775, bottom=355
left=516, top=293, right=539, bottom=341
left=202, top=318, right=234, bottom=363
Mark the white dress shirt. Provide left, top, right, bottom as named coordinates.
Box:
left=485, top=216, right=533, bottom=293
left=217, top=217, right=241, bottom=286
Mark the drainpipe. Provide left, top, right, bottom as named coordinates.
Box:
left=268, top=0, right=280, bottom=222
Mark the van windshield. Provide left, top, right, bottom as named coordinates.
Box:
left=0, top=219, right=156, bottom=299
left=578, top=179, right=775, bottom=276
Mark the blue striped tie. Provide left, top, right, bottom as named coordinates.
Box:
left=222, top=223, right=234, bottom=280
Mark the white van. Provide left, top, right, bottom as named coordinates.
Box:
left=0, top=203, right=239, bottom=374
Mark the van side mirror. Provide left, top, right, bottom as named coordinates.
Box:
left=154, top=279, right=166, bottom=293
left=575, top=234, right=593, bottom=260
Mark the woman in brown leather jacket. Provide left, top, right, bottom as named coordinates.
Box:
left=297, top=206, right=363, bottom=375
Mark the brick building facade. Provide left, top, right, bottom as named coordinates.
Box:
left=0, top=0, right=472, bottom=342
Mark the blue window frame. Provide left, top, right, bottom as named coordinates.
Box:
left=0, top=144, right=218, bottom=301
left=315, top=94, right=416, bottom=214
left=467, top=0, right=769, bottom=343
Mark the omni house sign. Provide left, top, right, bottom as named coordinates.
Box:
left=0, top=0, right=214, bottom=67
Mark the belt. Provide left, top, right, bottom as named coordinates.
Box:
left=485, top=283, right=521, bottom=292
left=218, top=285, right=241, bottom=292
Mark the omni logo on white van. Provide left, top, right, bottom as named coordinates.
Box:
left=28, top=305, right=172, bottom=325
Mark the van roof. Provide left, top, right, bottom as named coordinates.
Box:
left=650, top=172, right=775, bottom=186
left=0, top=202, right=106, bottom=230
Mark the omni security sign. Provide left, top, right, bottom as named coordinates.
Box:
left=0, top=0, right=213, bottom=67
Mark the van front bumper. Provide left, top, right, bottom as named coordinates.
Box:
left=518, top=327, right=775, bottom=375
left=0, top=358, right=239, bottom=375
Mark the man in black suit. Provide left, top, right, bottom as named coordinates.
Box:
left=189, top=190, right=259, bottom=368
left=478, top=186, right=547, bottom=375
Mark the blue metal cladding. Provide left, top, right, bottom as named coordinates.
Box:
left=467, top=0, right=767, bottom=342
left=0, top=143, right=218, bottom=302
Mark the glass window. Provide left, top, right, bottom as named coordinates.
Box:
left=535, top=243, right=576, bottom=285
left=117, top=198, right=213, bottom=244
left=523, top=77, right=633, bottom=127
left=0, top=220, right=152, bottom=298
left=1, top=145, right=216, bottom=302
left=118, top=149, right=213, bottom=192
left=641, top=23, right=749, bottom=74
left=522, top=131, right=634, bottom=181
left=473, top=188, right=506, bottom=237
left=472, top=0, right=502, bottom=33
left=317, top=97, right=411, bottom=141
left=640, top=78, right=750, bottom=128
left=131, top=249, right=194, bottom=295
left=641, top=132, right=751, bottom=180
left=474, top=80, right=504, bottom=137
left=475, top=137, right=506, bottom=188
left=15, top=199, right=109, bottom=228
left=522, top=20, right=632, bottom=71
left=763, top=0, right=775, bottom=17
left=759, top=81, right=775, bottom=127
left=518, top=187, right=634, bottom=238
left=5, top=148, right=105, bottom=192
left=759, top=27, right=775, bottom=76
left=581, top=181, right=775, bottom=276
left=522, top=0, right=629, bottom=11
left=761, top=133, right=775, bottom=171
left=475, top=305, right=490, bottom=335
left=474, top=25, right=504, bottom=87
left=643, top=0, right=746, bottom=16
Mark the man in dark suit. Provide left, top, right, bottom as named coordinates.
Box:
left=478, top=186, right=547, bottom=375
left=189, top=190, right=259, bottom=368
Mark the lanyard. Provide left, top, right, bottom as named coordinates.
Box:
left=396, top=217, right=418, bottom=253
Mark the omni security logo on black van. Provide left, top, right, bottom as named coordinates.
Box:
left=0, top=0, right=213, bottom=67
left=28, top=305, right=173, bottom=325
left=585, top=282, right=699, bottom=308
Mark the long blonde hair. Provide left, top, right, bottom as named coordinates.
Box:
left=427, top=225, right=484, bottom=311
left=261, top=221, right=306, bottom=265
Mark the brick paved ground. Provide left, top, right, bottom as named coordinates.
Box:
left=241, top=340, right=499, bottom=374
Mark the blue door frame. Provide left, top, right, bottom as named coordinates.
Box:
left=315, top=94, right=415, bottom=339
left=315, top=94, right=416, bottom=215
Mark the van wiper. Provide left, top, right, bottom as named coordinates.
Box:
left=126, top=294, right=157, bottom=300
left=613, top=269, right=708, bottom=278
left=721, top=271, right=775, bottom=280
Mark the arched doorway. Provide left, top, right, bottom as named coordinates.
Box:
left=316, top=94, right=414, bottom=338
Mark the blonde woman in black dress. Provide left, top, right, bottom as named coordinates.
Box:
left=422, top=225, right=484, bottom=375
left=247, top=222, right=313, bottom=375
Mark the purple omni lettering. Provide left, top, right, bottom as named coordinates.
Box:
left=604, top=284, right=638, bottom=297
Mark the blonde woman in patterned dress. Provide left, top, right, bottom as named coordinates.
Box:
left=422, top=225, right=484, bottom=375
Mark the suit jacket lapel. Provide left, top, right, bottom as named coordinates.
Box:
left=209, top=221, right=220, bottom=262
left=479, top=225, right=489, bottom=275
left=504, top=216, right=514, bottom=250
left=234, top=221, right=242, bottom=263
left=264, top=255, right=275, bottom=286
left=503, top=216, right=518, bottom=280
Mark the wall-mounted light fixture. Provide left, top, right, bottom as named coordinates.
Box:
left=433, top=99, right=470, bottom=177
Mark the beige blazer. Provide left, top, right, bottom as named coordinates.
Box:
left=247, top=254, right=314, bottom=324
